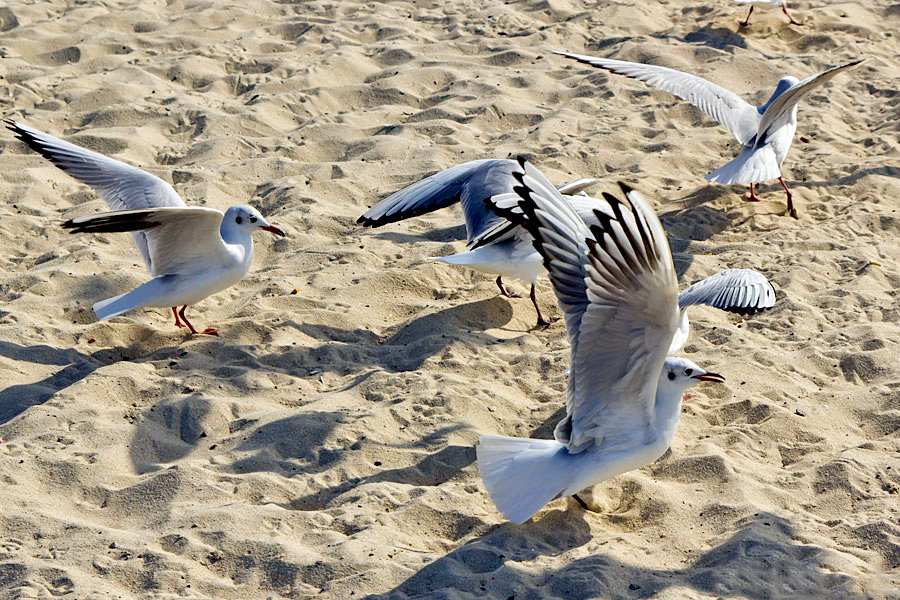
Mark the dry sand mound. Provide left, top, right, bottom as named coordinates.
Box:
left=0, top=0, right=898, bottom=598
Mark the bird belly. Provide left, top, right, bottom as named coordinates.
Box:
left=562, top=435, right=671, bottom=497
left=144, top=264, right=248, bottom=308
left=430, top=242, right=547, bottom=284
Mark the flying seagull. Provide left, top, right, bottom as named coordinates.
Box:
left=357, top=158, right=601, bottom=327
left=554, top=52, right=865, bottom=218
left=734, top=0, right=804, bottom=27
left=477, top=160, right=725, bottom=524
left=7, top=120, right=285, bottom=336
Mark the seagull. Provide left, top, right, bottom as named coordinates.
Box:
left=477, top=160, right=726, bottom=524
left=734, top=0, right=804, bottom=27
left=6, top=120, right=286, bottom=336
left=554, top=52, right=866, bottom=218
left=357, top=158, right=601, bottom=327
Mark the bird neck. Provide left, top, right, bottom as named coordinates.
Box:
left=220, top=223, right=254, bottom=264
left=653, top=386, right=684, bottom=446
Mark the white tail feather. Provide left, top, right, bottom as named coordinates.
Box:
left=93, top=278, right=168, bottom=320
left=706, top=144, right=781, bottom=185
left=477, top=434, right=574, bottom=524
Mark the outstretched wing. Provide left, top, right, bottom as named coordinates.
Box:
left=756, top=59, right=865, bottom=141
left=511, top=160, right=680, bottom=453
left=668, top=268, right=776, bottom=354
left=356, top=159, right=513, bottom=244
left=7, top=120, right=186, bottom=270
left=555, top=52, right=760, bottom=145
left=678, top=268, right=776, bottom=313
left=63, top=207, right=227, bottom=277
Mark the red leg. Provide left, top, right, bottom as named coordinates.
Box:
left=778, top=176, right=798, bottom=219
left=178, top=305, right=219, bottom=336
left=496, top=275, right=520, bottom=298
left=782, top=3, right=804, bottom=25
left=738, top=5, right=753, bottom=26
left=172, top=306, right=186, bottom=329
left=746, top=183, right=762, bottom=202
left=530, top=284, right=556, bottom=328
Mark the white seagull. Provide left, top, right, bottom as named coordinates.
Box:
left=7, top=120, right=286, bottom=336
left=554, top=52, right=865, bottom=218
left=477, top=160, right=726, bottom=524
left=734, top=0, right=804, bottom=27
left=357, top=159, right=600, bottom=327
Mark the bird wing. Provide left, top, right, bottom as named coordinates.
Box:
left=356, top=159, right=513, bottom=244
left=668, top=268, right=776, bottom=354
left=7, top=120, right=186, bottom=270
left=555, top=52, right=761, bottom=145
left=678, top=268, right=776, bottom=313
left=510, top=160, right=680, bottom=454
left=756, top=59, right=865, bottom=142
left=63, top=207, right=228, bottom=277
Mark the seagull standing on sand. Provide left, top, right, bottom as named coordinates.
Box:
left=555, top=53, right=865, bottom=218
left=734, top=0, right=804, bottom=27
left=7, top=120, right=286, bottom=336
left=477, top=160, right=726, bottom=524
left=357, top=159, right=599, bottom=327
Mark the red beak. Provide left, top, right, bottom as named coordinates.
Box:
left=261, top=225, right=286, bottom=237
left=692, top=372, right=725, bottom=383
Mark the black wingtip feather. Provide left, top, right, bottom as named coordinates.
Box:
left=62, top=211, right=162, bottom=234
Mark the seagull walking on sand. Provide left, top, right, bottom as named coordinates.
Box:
left=734, top=0, right=804, bottom=27
left=7, top=120, right=286, bottom=336
left=357, top=158, right=600, bottom=327
left=555, top=53, right=865, bottom=218
left=477, top=160, right=726, bottom=524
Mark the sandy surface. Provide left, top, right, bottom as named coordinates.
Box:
left=0, top=0, right=898, bottom=598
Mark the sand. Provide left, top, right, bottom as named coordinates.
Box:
left=0, top=0, right=898, bottom=598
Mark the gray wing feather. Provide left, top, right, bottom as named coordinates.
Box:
left=7, top=120, right=185, bottom=270
left=555, top=52, right=761, bottom=145
left=678, top=268, right=775, bottom=313
left=756, top=59, right=865, bottom=142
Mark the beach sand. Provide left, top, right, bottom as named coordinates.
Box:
left=0, top=0, right=898, bottom=597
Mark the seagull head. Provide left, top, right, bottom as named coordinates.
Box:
left=225, top=205, right=286, bottom=237
left=759, top=76, right=800, bottom=113
left=659, top=357, right=725, bottom=393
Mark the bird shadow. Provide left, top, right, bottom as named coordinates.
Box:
left=791, top=164, right=900, bottom=189
left=652, top=24, right=749, bottom=50
left=262, top=297, right=514, bottom=375
left=371, top=223, right=467, bottom=246
left=364, top=512, right=858, bottom=599
left=0, top=341, right=172, bottom=425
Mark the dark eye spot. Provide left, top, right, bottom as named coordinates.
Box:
left=249, top=216, right=258, bottom=223
left=685, top=368, right=693, bottom=376
left=235, top=216, right=243, bottom=224
left=667, top=372, right=675, bottom=381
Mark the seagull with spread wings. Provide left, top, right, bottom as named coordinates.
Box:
left=358, top=158, right=600, bottom=326
left=477, top=160, right=726, bottom=524
left=555, top=53, right=865, bottom=218
left=7, top=120, right=286, bottom=336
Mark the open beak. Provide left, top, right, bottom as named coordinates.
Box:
left=693, top=372, right=725, bottom=383
left=261, top=225, right=286, bottom=237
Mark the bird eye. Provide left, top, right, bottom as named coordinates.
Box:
left=667, top=372, right=676, bottom=381
left=685, top=368, right=693, bottom=376
left=249, top=216, right=258, bottom=223
left=235, top=216, right=243, bottom=224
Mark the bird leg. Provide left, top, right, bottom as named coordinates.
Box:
left=778, top=176, right=798, bottom=219
left=572, top=494, right=590, bottom=510
left=746, top=183, right=762, bottom=202
left=531, top=284, right=556, bottom=328
left=172, top=306, right=187, bottom=329
left=738, top=5, right=753, bottom=26
left=496, top=275, right=520, bottom=298
left=178, top=305, right=219, bottom=336
left=782, top=3, right=804, bottom=25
